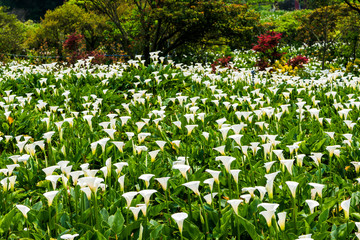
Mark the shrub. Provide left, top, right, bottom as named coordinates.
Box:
left=211, top=56, right=232, bottom=73
left=287, top=55, right=309, bottom=68
left=252, top=31, right=285, bottom=70
left=63, top=32, right=113, bottom=65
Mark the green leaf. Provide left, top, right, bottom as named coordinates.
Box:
left=108, top=208, right=124, bottom=234
left=312, top=138, right=327, bottom=152
left=0, top=208, right=16, bottom=233
left=351, top=212, right=360, bottom=221
left=313, top=232, right=329, bottom=240
left=318, top=209, right=329, bottom=224
left=94, top=229, right=107, bottom=240
left=237, top=215, right=261, bottom=240
left=150, top=224, right=164, bottom=239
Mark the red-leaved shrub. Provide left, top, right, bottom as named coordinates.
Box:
left=287, top=55, right=309, bottom=68
left=252, top=31, right=285, bottom=71
left=211, top=56, right=232, bottom=73
left=63, top=32, right=112, bottom=65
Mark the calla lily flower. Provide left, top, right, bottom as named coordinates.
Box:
left=286, top=181, right=299, bottom=198
left=43, top=190, right=59, bottom=206
left=277, top=212, right=286, bottom=231
left=129, top=206, right=141, bottom=220
left=310, top=152, right=323, bottom=166
left=118, top=175, right=125, bottom=191
left=280, top=159, right=294, bottom=175
left=341, top=198, right=351, bottom=219
left=42, top=166, right=59, bottom=177
left=103, top=129, right=116, bottom=139
left=308, top=183, right=325, bottom=199
left=155, top=141, right=167, bottom=151
left=185, top=124, right=198, bottom=135
left=305, top=199, right=319, bottom=214
left=155, top=177, right=170, bottom=191
left=230, top=169, right=241, bottom=184
left=122, top=191, right=139, bottom=208
left=60, top=234, right=79, bottom=240
left=255, top=186, right=267, bottom=200
left=182, top=181, right=200, bottom=196
left=213, top=145, right=226, bottom=155
left=139, top=189, right=157, bottom=206
left=173, top=164, right=190, bottom=179
left=216, top=156, right=236, bottom=172
left=265, top=171, right=280, bottom=199
left=172, top=212, right=188, bottom=234
left=113, top=162, right=128, bottom=175
left=139, top=174, right=155, bottom=188
left=205, top=169, right=221, bottom=184
left=69, top=171, right=84, bottom=185
left=148, top=150, right=160, bottom=162
left=228, top=199, right=243, bottom=215
left=6, top=164, right=19, bottom=176
left=260, top=210, right=275, bottom=227
left=137, top=204, right=147, bottom=216
left=229, top=134, right=243, bottom=146
left=112, top=141, right=125, bottom=153
left=240, top=194, right=252, bottom=203
left=296, top=154, right=306, bottom=167
left=204, top=192, right=217, bottom=205
left=264, top=161, right=275, bottom=173
left=204, top=178, right=215, bottom=191
left=78, top=177, right=104, bottom=194
left=16, top=204, right=31, bottom=218
left=46, top=175, right=61, bottom=190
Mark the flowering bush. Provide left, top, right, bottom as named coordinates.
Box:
left=253, top=31, right=285, bottom=70
left=346, top=59, right=360, bottom=75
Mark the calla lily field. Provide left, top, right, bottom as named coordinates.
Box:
left=1, top=49, right=360, bottom=240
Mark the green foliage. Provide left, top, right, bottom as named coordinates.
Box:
left=0, top=7, right=25, bottom=54
left=24, top=3, right=112, bottom=56
left=88, top=0, right=260, bottom=59
left=272, top=10, right=312, bottom=45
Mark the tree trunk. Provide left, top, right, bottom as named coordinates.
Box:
left=353, top=36, right=358, bottom=62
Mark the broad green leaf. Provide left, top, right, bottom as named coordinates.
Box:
left=108, top=208, right=124, bottom=234
left=237, top=215, right=261, bottom=240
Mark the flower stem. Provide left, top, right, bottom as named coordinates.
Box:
left=292, top=197, right=297, bottom=234
left=187, top=190, right=193, bottom=220
left=227, top=173, right=232, bottom=199
left=199, top=195, right=209, bottom=239
left=93, top=193, right=100, bottom=230
left=236, top=215, right=241, bottom=240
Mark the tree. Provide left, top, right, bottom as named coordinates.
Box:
left=86, top=0, right=259, bottom=62
left=297, top=3, right=344, bottom=69
left=25, top=3, right=111, bottom=56
left=343, top=0, right=360, bottom=15
left=0, top=7, right=25, bottom=54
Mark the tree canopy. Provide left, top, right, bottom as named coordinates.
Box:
left=0, top=6, right=25, bottom=54
left=85, top=0, right=259, bottom=60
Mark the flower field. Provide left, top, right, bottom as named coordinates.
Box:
left=1, top=53, right=360, bottom=240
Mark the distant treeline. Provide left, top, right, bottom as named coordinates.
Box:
left=0, top=0, right=63, bottom=21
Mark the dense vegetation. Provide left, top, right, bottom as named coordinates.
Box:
left=2, top=1, right=360, bottom=240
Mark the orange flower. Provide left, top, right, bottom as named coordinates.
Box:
left=8, top=116, right=14, bottom=125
